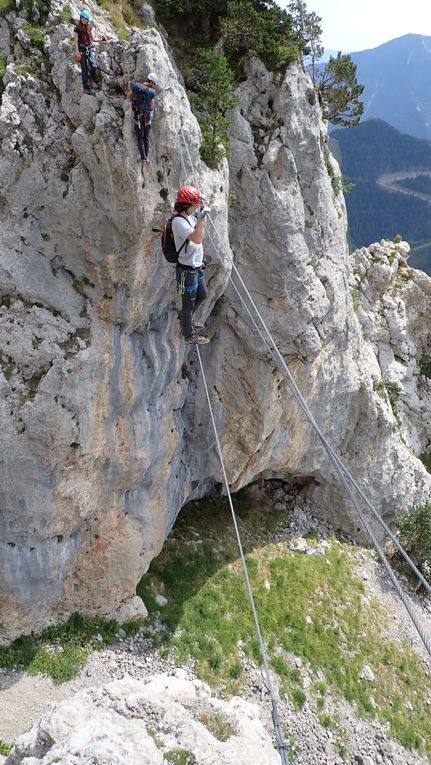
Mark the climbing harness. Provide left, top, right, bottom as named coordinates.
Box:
left=74, top=42, right=121, bottom=79
left=131, top=83, right=155, bottom=116
left=87, top=51, right=120, bottom=79
left=177, top=268, right=203, bottom=295
left=175, top=125, right=431, bottom=657
left=177, top=269, right=186, bottom=295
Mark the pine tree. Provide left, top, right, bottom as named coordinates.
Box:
left=288, top=0, right=323, bottom=80
left=190, top=49, right=237, bottom=169
left=317, top=53, right=364, bottom=127
left=220, top=0, right=301, bottom=70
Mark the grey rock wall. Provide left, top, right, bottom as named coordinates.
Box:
left=218, top=59, right=431, bottom=528
left=0, top=5, right=429, bottom=642
left=0, top=7, right=231, bottom=641
left=349, top=239, right=431, bottom=455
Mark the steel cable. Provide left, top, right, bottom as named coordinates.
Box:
left=195, top=346, right=290, bottom=764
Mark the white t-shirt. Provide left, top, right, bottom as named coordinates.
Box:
left=171, top=214, right=204, bottom=269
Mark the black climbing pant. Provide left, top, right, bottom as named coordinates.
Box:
left=79, top=46, right=97, bottom=89
left=134, top=113, right=152, bottom=160
left=176, top=267, right=207, bottom=338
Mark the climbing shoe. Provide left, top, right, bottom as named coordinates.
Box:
left=192, top=321, right=205, bottom=330
left=83, top=87, right=92, bottom=94
left=184, top=334, right=209, bottom=345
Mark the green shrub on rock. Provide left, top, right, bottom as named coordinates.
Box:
left=396, top=503, right=431, bottom=576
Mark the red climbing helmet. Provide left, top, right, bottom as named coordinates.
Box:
left=176, top=185, right=201, bottom=205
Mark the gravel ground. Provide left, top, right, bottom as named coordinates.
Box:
left=1, top=481, right=430, bottom=765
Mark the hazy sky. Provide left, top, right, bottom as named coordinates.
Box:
left=282, top=0, right=431, bottom=52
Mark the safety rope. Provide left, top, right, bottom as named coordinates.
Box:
left=79, top=47, right=118, bottom=78
left=176, top=125, right=431, bottom=657
left=195, top=346, right=290, bottom=764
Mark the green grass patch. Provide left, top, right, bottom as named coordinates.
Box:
left=198, top=711, right=236, bottom=741
left=147, top=726, right=164, bottom=748
left=0, top=740, right=12, bottom=756
left=22, top=23, right=45, bottom=50
left=419, top=355, right=431, bottom=379
left=419, top=453, right=431, bottom=474
left=165, top=750, right=197, bottom=765
left=271, top=655, right=306, bottom=709
left=324, top=149, right=343, bottom=196
left=0, top=0, right=14, bottom=15
left=0, top=612, right=140, bottom=682
left=15, top=64, right=37, bottom=76
left=56, top=4, right=74, bottom=24
left=350, top=287, right=361, bottom=313
left=396, top=272, right=411, bottom=286
left=0, top=55, right=6, bottom=98
left=97, top=0, right=141, bottom=39
left=385, top=381, right=402, bottom=427
left=385, top=380, right=401, bottom=408
left=137, top=492, right=431, bottom=754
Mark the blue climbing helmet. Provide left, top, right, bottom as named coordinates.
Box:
left=80, top=8, right=91, bottom=20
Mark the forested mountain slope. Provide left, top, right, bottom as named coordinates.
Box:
left=331, top=119, right=431, bottom=273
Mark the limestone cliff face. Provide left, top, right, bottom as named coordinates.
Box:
left=0, top=3, right=429, bottom=642
left=219, top=60, right=431, bottom=528
left=349, top=240, right=431, bottom=456
left=0, top=2, right=231, bottom=641
left=6, top=673, right=280, bottom=765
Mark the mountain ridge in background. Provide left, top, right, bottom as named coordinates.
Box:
left=349, top=33, right=431, bottom=141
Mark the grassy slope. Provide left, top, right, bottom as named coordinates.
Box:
left=1, top=491, right=430, bottom=754
left=138, top=494, right=431, bottom=754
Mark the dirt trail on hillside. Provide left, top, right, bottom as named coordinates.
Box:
left=376, top=169, right=431, bottom=203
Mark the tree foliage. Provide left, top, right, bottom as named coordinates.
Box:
left=288, top=2, right=362, bottom=127
left=396, top=504, right=431, bottom=576
left=190, top=48, right=237, bottom=168
left=220, top=0, right=301, bottom=70
left=317, top=53, right=364, bottom=127
left=153, top=0, right=301, bottom=71
left=288, top=0, right=323, bottom=80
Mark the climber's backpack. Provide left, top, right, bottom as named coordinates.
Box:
left=161, top=214, right=188, bottom=264
left=131, top=83, right=154, bottom=115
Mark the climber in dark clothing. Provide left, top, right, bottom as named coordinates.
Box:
left=74, top=8, right=107, bottom=94
left=127, top=74, right=157, bottom=164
